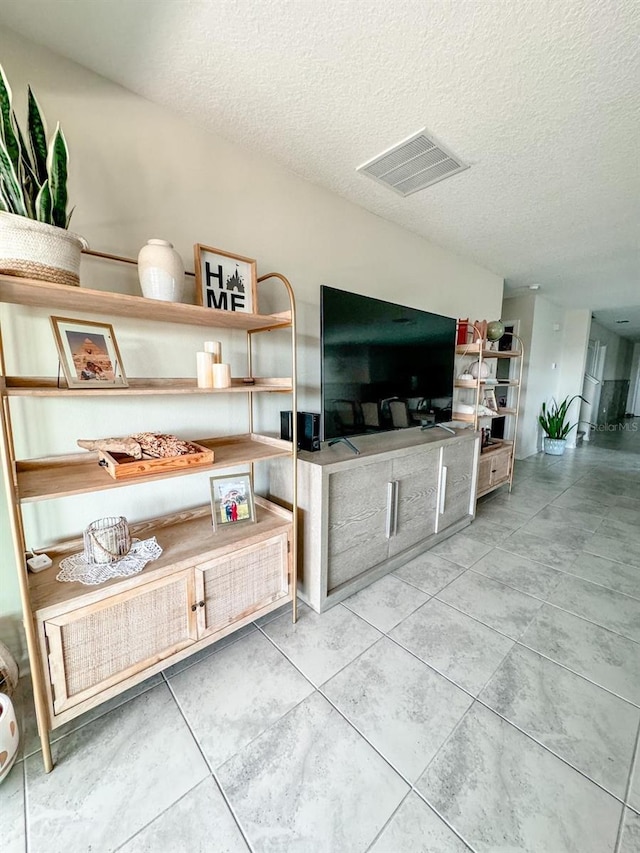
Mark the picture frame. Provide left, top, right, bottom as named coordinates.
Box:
left=210, top=472, right=256, bottom=532
left=194, top=244, right=257, bottom=314
left=483, top=388, right=498, bottom=412
left=50, top=316, right=128, bottom=389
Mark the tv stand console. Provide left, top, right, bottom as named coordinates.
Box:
left=270, top=427, right=479, bottom=612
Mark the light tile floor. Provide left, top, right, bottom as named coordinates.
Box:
left=5, top=429, right=640, bottom=852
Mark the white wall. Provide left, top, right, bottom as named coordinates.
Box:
left=0, top=29, right=503, bottom=635
left=502, top=295, right=587, bottom=459
left=628, top=343, right=640, bottom=415
left=556, top=309, right=591, bottom=447
left=589, top=320, right=634, bottom=381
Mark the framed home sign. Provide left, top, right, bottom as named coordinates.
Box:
left=194, top=244, right=257, bottom=314
left=50, top=316, right=128, bottom=389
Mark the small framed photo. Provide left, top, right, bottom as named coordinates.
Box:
left=50, top=316, right=128, bottom=389
left=483, top=388, right=498, bottom=412
left=210, top=472, right=256, bottom=532
left=194, top=244, right=257, bottom=314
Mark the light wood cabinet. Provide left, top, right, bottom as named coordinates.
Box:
left=270, top=428, right=479, bottom=612
left=0, top=262, right=298, bottom=772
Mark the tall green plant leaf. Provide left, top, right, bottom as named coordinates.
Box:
left=46, top=123, right=68, bottom=228
left=0, top=134, right=26, bottom=215
left=0, top=176, right=10, bottom=212
left=27, top=85, right=48, bottom=185
left=35, top=178, right=52, bottom=224
left=0, top=63, right=20, bottom=177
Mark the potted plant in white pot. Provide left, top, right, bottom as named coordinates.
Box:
left=539, top=395, right=584, bottom=455
left=0, top=62, right=86, bottom=287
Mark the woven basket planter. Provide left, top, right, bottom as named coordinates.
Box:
left=0, top=212, right=88, bottom=287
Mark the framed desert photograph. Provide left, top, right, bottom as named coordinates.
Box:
left=210, top=472, right=256, bottom=532
left=50, top=316, right=128, bottom=389
left=194, top=244, right=257, bottom=314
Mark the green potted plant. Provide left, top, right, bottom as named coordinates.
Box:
left=0, top=62, right=86, bottom=287
left=538, top=395, right=584, bottom=455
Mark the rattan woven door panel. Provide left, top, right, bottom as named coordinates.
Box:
left=195, top=532, right=289, bottom=637
left=44, top=571, right=197, bottom=715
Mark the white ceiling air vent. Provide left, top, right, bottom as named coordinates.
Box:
left=357, top=129, right=468, bottom=197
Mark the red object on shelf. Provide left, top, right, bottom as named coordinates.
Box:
left=457, top=318, right=469, bottom=345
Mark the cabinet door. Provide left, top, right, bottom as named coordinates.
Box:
left=327, top=459, right=392, bottom=590
left=388, top=448, right=440, bottom=556
left=44, top=571, right=197, bottom=716
left=490, top=448, right=511, bottom=485
left=477, top=455, right=493, bottom=496
left=437, top=439, right=478, bottom=532
left=194, top=532, right=290, bottom=638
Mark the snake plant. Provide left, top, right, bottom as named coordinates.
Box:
left=0, top=62, right=72, bottom=228
left=538, top=395, right=585, bottom=440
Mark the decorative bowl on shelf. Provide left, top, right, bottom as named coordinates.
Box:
left=469, top=360, right=489, bottom=380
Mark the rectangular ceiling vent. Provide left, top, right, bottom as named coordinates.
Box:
left=357, top=129, right=469, bottom=197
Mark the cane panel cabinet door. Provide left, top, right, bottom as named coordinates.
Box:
left=43, top=570, right=197, bottom=716
left=194, top=531, right=290, bottom=638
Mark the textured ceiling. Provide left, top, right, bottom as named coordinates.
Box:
left=1, top=0, right=638, bottom=310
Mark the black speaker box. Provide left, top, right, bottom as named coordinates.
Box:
left=280, top=411, right=321, bottom=451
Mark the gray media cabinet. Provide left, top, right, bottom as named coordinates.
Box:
left=270, top=426, right=480, bottom=612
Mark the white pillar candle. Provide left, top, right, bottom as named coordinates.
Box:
left=212, top=363, right=232, bottom=388
left=196, top=351, right=214, bottom=388
left=203, top=341, right=222, bottom=363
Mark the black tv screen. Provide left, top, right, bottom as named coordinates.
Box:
left=321, top=286, right=456, bottom=440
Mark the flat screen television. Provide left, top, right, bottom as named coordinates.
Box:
left=321, top=286, right=456, bottom=441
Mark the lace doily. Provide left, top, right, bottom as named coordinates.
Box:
left=56, top=537, right=163, bottom=585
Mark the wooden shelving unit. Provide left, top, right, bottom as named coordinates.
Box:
left=0, top=266, right=298, bottom=772
left=453, top=328, right=524, bottom=499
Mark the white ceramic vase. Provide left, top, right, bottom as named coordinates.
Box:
left=137, top=239, right=185, bottom=302
left=0, top=693, right=19, bottom=784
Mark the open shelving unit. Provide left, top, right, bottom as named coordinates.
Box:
left=0, top=262, right=298, bottom=773
left=452, top=332, right=524, bottom=498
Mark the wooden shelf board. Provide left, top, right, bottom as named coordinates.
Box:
left=0, top=275, right=291, bottom=331
left=455, top=344, right=521, bottom=358
left=29, top=500, right=292, bottom=615
left=497, top=407, right=517, bottom=415
left=455, top=380, right=519, bottom=389
left=452, top=411, right=476, bottom=423
left=17, top=433, right=293, bottom=502
left=4, top=376, right=293, bottom=397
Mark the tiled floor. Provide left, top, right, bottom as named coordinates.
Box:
left=5, top=430, right=640, bottom=852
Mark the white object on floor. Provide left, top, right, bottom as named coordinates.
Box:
left=0, top=692, right=19, bottom=784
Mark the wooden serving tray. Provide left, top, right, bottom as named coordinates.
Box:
left=97, top=442, right=214, bottom=480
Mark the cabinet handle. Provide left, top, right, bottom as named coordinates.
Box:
left=392, top=480, right=399, bottom=536
left=191, top=603, right=198, bottom=612
left=439, top=466, right=448, bottom=515
left=198, top=600, right=205, bottom=608
left=385, top=481, right=395, bottom=539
